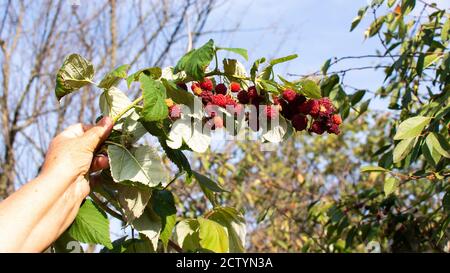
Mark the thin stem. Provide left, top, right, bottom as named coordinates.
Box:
left=163, top=171, right=185, bottom=190
left=168, top=240, right=183, bottom=253
left=90, top=193, right=124, bottom=221
left=111, top=96, right=144, bottom=123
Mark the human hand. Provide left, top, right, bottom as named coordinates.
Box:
left=0, top=117, right=114, bottom=252
left=42, top=116, right=114, bottom=183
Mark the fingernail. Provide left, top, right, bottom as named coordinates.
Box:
left=98, top=116, right=113, bottom=128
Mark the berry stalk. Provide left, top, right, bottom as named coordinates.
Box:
left=112, top=96, right=144, bottom=124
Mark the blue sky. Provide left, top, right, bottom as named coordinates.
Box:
left=201, top=0, right=386, bottom=105
left=193, top=0, right=446, bottom=110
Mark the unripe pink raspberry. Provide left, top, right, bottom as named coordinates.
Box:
left=169, top=105, right=181, bottom=120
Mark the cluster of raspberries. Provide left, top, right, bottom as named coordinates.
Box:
left=168, top=78, right=342, bottom=135
left=277, top=89, right=342, bottom=135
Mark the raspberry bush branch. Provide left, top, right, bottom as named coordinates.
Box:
left=53, top=38, right=345, bottom=253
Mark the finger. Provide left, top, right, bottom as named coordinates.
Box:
left=90, top=155, right=109, bottom=172
left=59, top=123, right=85, bottom=138
left=81, top=117, right=113, bottom=152
left=82, top=124, right=94, bottom=132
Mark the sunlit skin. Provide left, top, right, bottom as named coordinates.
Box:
left=0, top=117, right=113, bottom=253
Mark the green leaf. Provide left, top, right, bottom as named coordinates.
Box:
left=101, top=238, right=154, bottom=253
left=160, top=139, right=192, bottom=175
left=269, top=54, right=298, bottom=66
left=99, top=87, right=133, bottom=119
left=208, top=207, right=246, bottom=253
left=321, top=59, right=332, bottom=75
left=174, top=39, right=215, bottom=80
left=393, top=137, right=417, bottom=163
left=53, top=231, right=83, bottom=253
left=443, top=192, right=450, bottom=212
left=193, top=171, right=227, bottom=193
left=174, top=219, right=200, bottom=252
left=350, top=6, right=368, bottom=31
left=198, top=218, right=229, bottom=253
left=350, top=90, right=366, bottom=106
left=218, top=47, right=248, bottom=61
left=140, top=74, right=168, bottom=122
left=442, top=17, right=450, bottom=42
left=384, top=176, right=398, bottom=196
left=151, top=190, right=177, bottom=249
left=426, top=133, right=450, bottom=158
left=250, top=57, right=266, bottom=81
left=299, top=79, right=321, bottom=99
left=393, top=116, right=432, bottom=140
left=320, top=75, right=340, bottom=97
left=423, top=52, right=443, bottom=69
left=132, top=208, right=161, bottom=251
left=365, top=15, right=386, bottom=38
left=360, top=166, right=388, bottom=172
left=98, top=64, right=130, bottom=89
left=108, top=144, right=167, bottom=187
left=55, top=54, right=94, bottom=100
left=223, top=59, right=247, bottom=79
left=68, top=199, right=112, bottom=249
left=116, top=185, right=152, bottom=222
left=127, top=67, right=162, bottom=89
left=422, top=139, right=441, bottom=167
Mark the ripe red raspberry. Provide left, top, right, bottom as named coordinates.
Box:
left=191, top=82, right=203, bottom=96
left=230, top=82, right=241, bottom=93
left=327, top=123, right=340, bottom=135
left=211, top=94, right=227, bottom=108
left=309, top=120, right=326, bottom=135
left=211, top=94, right=236, bottom=108
left=213, top=116, right=224, bottom=128
left=237, top=90, right=250, bottom=104
left=298, top=101, right=310, bottom=114
left=169, top=105, right=181, bottom=120
left=291, top=114, right=308, bottom=131
left=282, top=89, right=297, bottom=103
left=263, top=105, right=279, bottom=120
left=200, top=78, right=214, bottom=91
left=215, top=83, right=227, bottom=95
left=200, top=91, right=214, bottom=105
left=331, top=114, right=342, bottom=125
left=247, top=86, right=258, bottom=100
left=226, top=95, right=237, bottom=107
left=280, top=99, right=293, bottom=120
left=317, top=97, right=335, bottom=117
left=177, top=82, right=187, bottom=91
left=308, top=99, right=321, bottom=118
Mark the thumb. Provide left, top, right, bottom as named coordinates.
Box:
left=82, top=117, right=113, bottom=152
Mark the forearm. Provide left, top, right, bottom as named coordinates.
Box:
left=0, top=167, right=80, bottom=252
